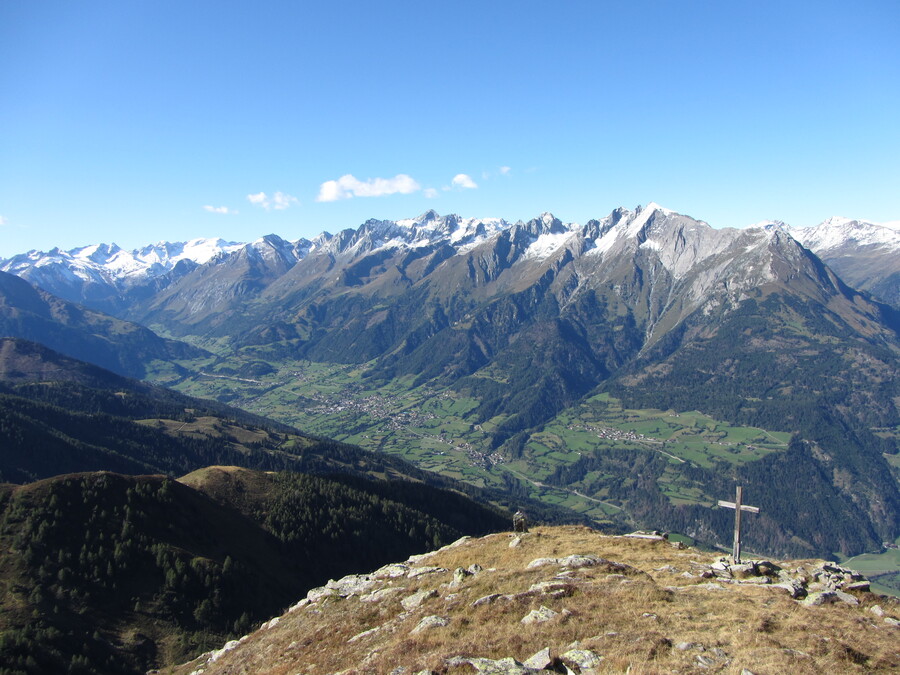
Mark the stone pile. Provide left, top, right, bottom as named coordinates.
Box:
left=444, top=646, right=604, bottom=674
left=694, top=556, right=872, bottom=605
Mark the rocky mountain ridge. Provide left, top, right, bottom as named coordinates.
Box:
left=3, top=205, right=898, bottom=314
left=789, top=217, right=900, bottom=308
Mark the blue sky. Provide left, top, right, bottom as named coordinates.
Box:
left=1, top=1, right=898, bottom=256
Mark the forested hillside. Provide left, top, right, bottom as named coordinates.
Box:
left=0, top=469, right=508, bottom=674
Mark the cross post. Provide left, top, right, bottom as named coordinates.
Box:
left=716, top=486, right=759, bottom=563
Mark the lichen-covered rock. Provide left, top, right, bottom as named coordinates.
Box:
left=460, top=657, right=535, bottom=674
left=696, top=556, right=871, bottom=605
left=526, top=554, right=610, bottom=570
left=755, top=560, right=780, bottom=576
left=521, top=605, right=558, bottom=625
left=528, top=581, right=572, bottom=595
left=561, top=648, right=603, bottom=668
left=326, top=574, right=378, bottom=597
left=522, top=647, right=553, bottom=669
left=361, top=587, right=405, bottom=603
left=802, top=590, right=859, bottom=606
left=287, top=598, right=310, bottom=613
left=737, top=575, right=770, bottom=585
left=772, top=580, right=806, bottom=598
left=408, top=566, right=448, bottom=578
left=307, top=585, right=338, bottom=603
left=348, top=626, right=382, bottom=643
left=844, top=580, right=870, bottom=592
left=452, top=567, right=472, bottom=585
left=402, top=589, right=438, bottom=611
left=374, top=563, right=410, bottom=579
left=411, top=615, right=448, bottom=634
left=730, top=562, right=757, bottom=578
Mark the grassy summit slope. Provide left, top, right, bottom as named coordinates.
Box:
left=168, top=525, right=900, bottom=675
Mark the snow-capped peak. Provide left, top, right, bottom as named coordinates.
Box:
left=0, top=237, right=247, bottom=286
left=747, top=219, right=789, bottom=230
left=643, top=202, right=674, bottom=216
left=395, top=210, right=441, bottom=228
left=790, top=217, right=900, bottom=253
left=624, top=202, right=670, bottom=238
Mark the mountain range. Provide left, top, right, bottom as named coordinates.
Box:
left=2, top=208, right=897, bottom=314
left=1, top=204, right=899, bottom=561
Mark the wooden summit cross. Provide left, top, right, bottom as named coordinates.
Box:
left=717, top=486, right=759, bottom=563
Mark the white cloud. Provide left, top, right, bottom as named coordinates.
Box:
left=316, top=181, right=346, bottom=203
left=0, top=215, right=7, bottom=226
left=271, top=192, right=298, bottom=210
left=423, top=188, right=439, bottom=199
left=316, top=174, right=421, bottom=202
left=500, top=166, right=511, bottom=175
left=452, top=174, right=478, bottom=189
left=203, top=205, right=236, bottom=215
left=247, top=191, right=298, bottom=210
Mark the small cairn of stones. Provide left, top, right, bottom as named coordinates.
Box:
left=699, top=556, right=871, bottom=605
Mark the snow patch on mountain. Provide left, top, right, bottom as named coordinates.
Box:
left=624, top=203, right=664, bottom=238
left=586, top=222, right=621, bottom=256
left=523, top=231, right=576, bottom=259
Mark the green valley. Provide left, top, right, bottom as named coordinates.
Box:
left=154, top=356, right=793, bottom=529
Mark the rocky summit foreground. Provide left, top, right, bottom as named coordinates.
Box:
left=168, top=526, right=899, bottom=675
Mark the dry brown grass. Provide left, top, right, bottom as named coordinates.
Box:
left=165, top=526, right=900, bottom=675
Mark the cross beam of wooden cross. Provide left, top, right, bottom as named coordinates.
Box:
left=717, top=486, right=759, bottom=563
